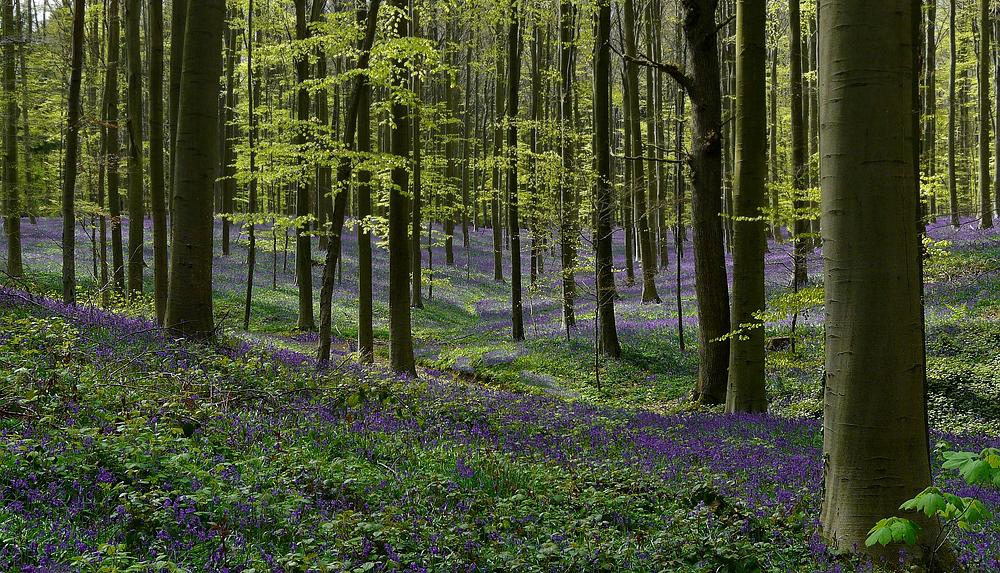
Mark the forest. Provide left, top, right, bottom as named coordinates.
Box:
left=1, top=0, right=1000, bottom=571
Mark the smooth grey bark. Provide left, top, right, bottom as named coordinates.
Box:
left=726, top=0, right=767, bottom=414
left=356, top=5, right=373, bottom=364
left=2, top=0, right=22, bottom=277
left=150, top=0, right=167, bottom=324
left=125, top=0, right=144, bottom=297
left=594, top=0, right=621, bottom=358
left=978, top=0, right=992, bottom=228
left=388, top=0, right=415, bottom=375
left=61, top=0, right=85, bottom=304
left=818, top=0, right=941, bottom=559
left=165, top=0, right=225, bottom=339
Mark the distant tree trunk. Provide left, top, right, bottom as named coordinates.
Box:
left=149, top=0, right=167, bottom=324
left=165, top=0, right=225, bottom=339
left=594, top=0, right=621, bottom=358
left=388, top=0, right=415, bottom=375
left=292, top=0, right=323, bottom=331
left=790, top=0, right=808, bottom=287
left=726, top=0, right=767, bottom=414
left=948, top=0, right=958, bottom=226
left=507, top=0, right=525, bottom=341
left=818, top=0, right=942, bottom=560
left=978, top=0, right=992, bottom=228
left=244, top=9, right=259, bottom=331
left=125, top=0, right=145, bottom=298
left=461, top=47, right=472, bottom=249
left=444, top=51, right=456, bottom=267
left=410, top=4, right=423, bottom=307
left=624, top=0, right=660, bottom=303
left=2, top=0, right=22, bottom=277
left=60, top=0, right=84, bottom=304
left=769, top=46, right=780, bottom=239
left=221, top=23, right=238, bottom=256
left=559, top=0, right=577, bottom=330
left=169, top=0, right=187, bottom=219
left=528, top=25, right=540, bottom=287
left=356, top=8, right=374, bottom=364
left=105, top=0, right=125, bottom=292
left=924, top=0, right=937, bottom=221
left=318, top=0, right=381, bottom=363
left=995, top=16, right=1000, bottom=218
left=492, top=20, right=505, bottom=282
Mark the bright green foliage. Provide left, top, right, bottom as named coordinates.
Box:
left=866, top=448, right=999, bottom=548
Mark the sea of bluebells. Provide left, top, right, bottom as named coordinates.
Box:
left=0, top=283, right=998, bottom=572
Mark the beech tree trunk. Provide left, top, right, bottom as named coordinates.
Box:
left=2, top=0, right=22, bottom=277
left=388, top=0, right=415, bottom=375
left=978, top=0, right=992, bottom=228
left=948, top=0, right=958, bottom=226
left=726, top=0, right=767, bottom=414
left=149, top=0, right=167, bottom=324
left=819, top=0, right=941, bottom=560
left=125, top=0, right=144, bottom=298
left=558, top=0, right=576, bottom=330
left=507, top=0, right=524, bottom=341
left=356, top=5, right=374, bottom=364
left=790, top=0, right=808, bottom=288
left=165, top=0, right=225, bottom=339
left=623, top=0, right=660, bottom=303
left=61, top=0, right=85, bottom=304
left=594, top=0, right=621, bottom=358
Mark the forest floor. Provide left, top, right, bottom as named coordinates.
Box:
left=0, top=216, right=998, bottom=571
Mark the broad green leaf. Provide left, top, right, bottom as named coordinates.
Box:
left=961, top=460, right=993, bottom=485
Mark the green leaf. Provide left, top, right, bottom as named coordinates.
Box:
left=865, top=520, right=894, bottom=547
left=903, top=490, right=947, bottom=517
left=961, top=460, right=993, bottom=485
left=889, top=518, right=921, bottom=545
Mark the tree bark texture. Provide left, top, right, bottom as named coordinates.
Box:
left=149, top=0, right=168, bottom=324
left=61, top=0, right=85, bottom=304
left=125, top=0, right=145, bottom=297
left=818, top=0, right=940, bottom=559
left=2, top=0, right=22, bottom=277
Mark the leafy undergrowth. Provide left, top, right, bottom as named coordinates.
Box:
left=1, top=289, right=998, bottom=573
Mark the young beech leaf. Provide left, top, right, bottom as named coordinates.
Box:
left=865, top=519, right=894, bottom=547
left=961, top=459, right=993, bottom=485
left=901, top=489, right=946, bottom=517
left=889, top=519, right=921, bottom=546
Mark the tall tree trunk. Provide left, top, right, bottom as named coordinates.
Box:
left=507, top=0, right=524, bottom=341
left=624, top=0, right=660, bottom=303
left=105, top=0, right=124, bottom=292
left=125, top=0, right=145, bottom=297
left=61, top=0, right=85, bottom=304
left=445, top=51, right=456, bottom=267
left=594, top=0, right=621, bottom=358
left=149, top=0, right=167, bottom=324
left=221, top=23, right=237, bottom=256
left=658, top=0, right=730, bottom=402
left=293, top=0, right=321, bottom=331
left=492, top=21, right=505, bottom=282
left=725, top=0, right=767, bottom=414
left=388, top=0, right=415, bottom=375
left=769, top=46, right=780, bottom=239
left=995, top=16, right=1000, bottom=218
left=2, top=0, right=22, bottom=277
left=244, top=11, right=259, bottom=331
left=924, top=0, right=937, bottom=221
left=169, top=0, right=187, bottom=218
left=818, top=0, right=941, bottom=560
left=462, top=46, right=472, bottom=249
left=978, top=0, right=992, bottom=228
left=410, top=3, right=423, bottom=307
left=790, top=0, right=808, bottom=287
left=948, top=0, right=959, bottom=226
left=165, top=0, right=225, bottom=339
left=559, top=0, right=576, bottom=330
left=356, top=6, right=373, bottom=364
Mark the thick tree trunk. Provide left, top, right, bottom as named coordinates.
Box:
left=726, top=0, right=767, bottom=414
left=818, top=0, right=941, bottom=559
left=594, top=0, right=621, bottom=358
left=388, top=0, right=415, bottom=375
left=676, top=0, right=730, bottom=403
left=165, top=0, right=225, bottom=339
left=104, top=0, right=125, bottom=293
left=978, top=0, right=992, bottom=228
left=293, top=0, right=320, bottom=331
left=149, top=0, right=167, bottom=324
left=61, top=0, right=85, bottom=304
left=507, top=0, right=524, bottom=341
left=125, top=0, right=145, bottom=297
left=2, top=0, right=22, bottom=277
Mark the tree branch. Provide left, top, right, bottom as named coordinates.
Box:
left=609, top=41, right=693, bottom=93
